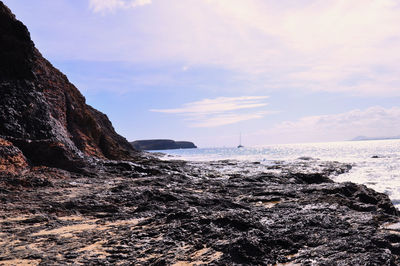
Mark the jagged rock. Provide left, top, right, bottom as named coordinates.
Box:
left=1, top=159, right=400, bottom=265
left=0, top=1, right=136, bottom=172
left=1, top=1, right=400, bottom=265
left=0, top=137, right=28, bottom=174
left=131, top=139, right=197, bottom=150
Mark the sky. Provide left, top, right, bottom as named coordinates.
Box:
left=4, top=0, right=400, bottom=147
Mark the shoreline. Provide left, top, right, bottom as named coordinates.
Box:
left=1, top=155, right=400, bottom=265
left=155, top=143, right=400, bottom=210
left=1, top=1, right=400, bottom=264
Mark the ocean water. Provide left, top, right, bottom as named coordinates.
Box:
left=153, top=139, right=400, bottom=207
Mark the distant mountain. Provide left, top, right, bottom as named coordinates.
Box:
left=351, top=135, right=400, bottom=141
left=131, top=139, right=197, bottom=151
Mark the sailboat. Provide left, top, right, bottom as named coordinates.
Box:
left=237, top=133, right=244, bottom=148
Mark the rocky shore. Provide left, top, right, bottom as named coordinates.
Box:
left=1, top=1, right=400, bottom=265
left=1, top=157, right=400, bottom=265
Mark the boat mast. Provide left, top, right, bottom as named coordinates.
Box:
left=238, top=132, right=243, bottom=148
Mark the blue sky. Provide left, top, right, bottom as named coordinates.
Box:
left=4, top=0, right=400, bottom=147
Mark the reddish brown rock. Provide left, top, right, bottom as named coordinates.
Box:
left=2, top=2, right=400, bottom=265
left=0, top=1, right=136, bottom=172
left=0, top=137, right=28, bottom=174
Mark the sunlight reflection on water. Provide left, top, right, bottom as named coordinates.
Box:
left=152, top=139, right=400, bottom=207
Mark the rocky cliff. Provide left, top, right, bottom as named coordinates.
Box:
left=0, top=1, right=136, bottom=172
left=1, top=2, right=400, bottom=265
left=131, top=139, right=197, bottom=151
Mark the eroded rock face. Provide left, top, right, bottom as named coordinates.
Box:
left=0, top=137, right=28, bottom=174
left=0, top=3, right=34, bottom=80
left=0, top=1, right=136, bottom=171
left=1, top=1, right=400, bottom=265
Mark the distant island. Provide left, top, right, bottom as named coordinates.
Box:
left=351, top=135, right=400, bottom=141
left=130, top=139, right=197, bottom=151
left=2, top=2, right=400, bottom=265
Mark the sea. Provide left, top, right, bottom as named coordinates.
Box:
left=151, top=139, right=400, bottom=208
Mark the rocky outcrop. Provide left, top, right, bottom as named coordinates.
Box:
left=131, top=139, right=197, bottom=151
left=1, top=1, right=400, bottom=265
left=0, top=137, right=28, bottom=174
left=1, top=159, right=400, bottom=265
left=0, top=1, right=136, bottom=172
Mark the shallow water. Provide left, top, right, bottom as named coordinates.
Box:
left=152, top=139, right=400, bottom=207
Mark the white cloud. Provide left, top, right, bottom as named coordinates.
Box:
left=44, top=0, right=400, bottom=96
left=151, top=96, right=273, bottom=127
left=252, top=106, right=400, bottom=144
left=199, top=0, right=400, bottom=95
left=89, top=0, right=151, bottom=13
left=189, top=112, right=268, bottom=128
left=152, top=96, right=268, bottom=114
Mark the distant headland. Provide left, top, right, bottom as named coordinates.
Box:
left=1, top=2, right=400, bottom=265
left=130, top=139, right=197, bottom=151
left=351, top=135, right=400, bottom=141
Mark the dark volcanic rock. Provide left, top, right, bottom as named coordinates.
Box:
left=0, top=1, right=136, bottom=171
left=1, top=159, right=400, bottom=265
left=1, top=1, right=400, bottom=265
left=0, top=3, right=34, bottom=80
left=0, top=137, right=28, bottom=174
left=131, top=139, right=197, bottom=151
